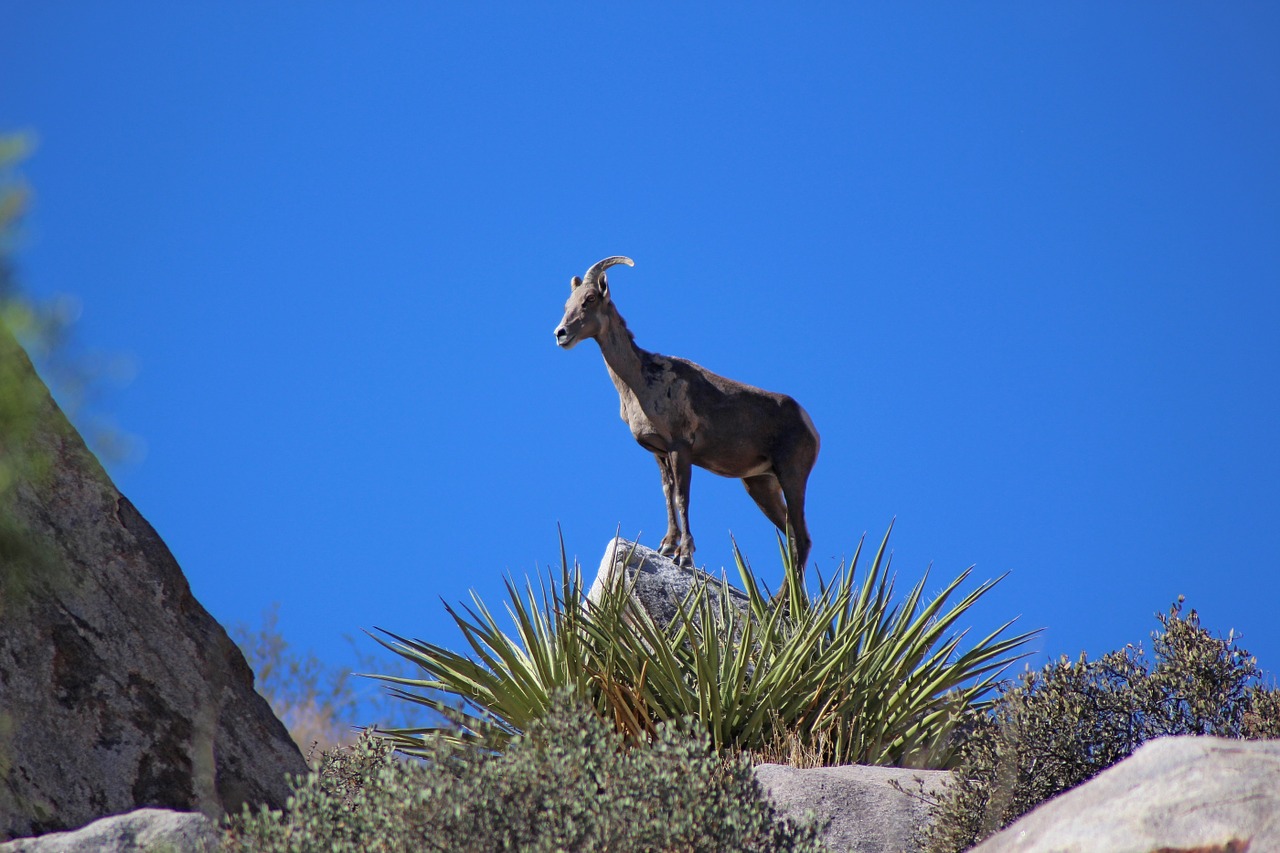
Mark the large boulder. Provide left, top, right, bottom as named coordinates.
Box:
left=971, top=735, right=1280, bottom=852
left=0, top=332, right=307, bottom=840
left=0, top=809, right=220, bottom=853
left=586, top=536, right=750, bottom=626
left=754, top=763, right=949, bottom=853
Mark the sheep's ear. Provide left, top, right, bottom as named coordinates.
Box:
left=570, top=275, right=583, bottom=290
left=598, top=274, right=610, bottom=300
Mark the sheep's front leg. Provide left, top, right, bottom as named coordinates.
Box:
left=668, top=445, right=695, bottom=566
left=655, top=453, right=681, bottom=557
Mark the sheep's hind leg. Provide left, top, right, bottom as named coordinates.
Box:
left=744, top=473, right=800, bottom=599
left=776, top=468, right=812, bottom=575
left=742, top=474, right=789, bottom=534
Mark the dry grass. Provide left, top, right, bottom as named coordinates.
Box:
left=749, top=718, right=835, bottom=769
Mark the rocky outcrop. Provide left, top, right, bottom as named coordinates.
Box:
left=0, top=809, right=220, bottom=853
left=587, top=537, right=750, bottom=626
left=755, top=763, right=949, bottom=853
left=0, top=332, right=307, bottom=840
left=971, top=735, right=1280, bottom=852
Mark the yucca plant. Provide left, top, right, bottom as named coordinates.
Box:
left=371, top=526, right=1036, bottom=768
left=369, top=537, right=601, bottom=751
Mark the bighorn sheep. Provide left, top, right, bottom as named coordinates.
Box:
left=553, top=256, right=820, bottom=577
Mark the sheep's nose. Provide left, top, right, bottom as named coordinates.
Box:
left=554, top=326, right=567, bottom=341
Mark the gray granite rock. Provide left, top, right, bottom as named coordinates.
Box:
left=0, top=809, right=219, bottom=853
left=971, top=735, right=1280, bottom=853
left=0, top=332, right=307, bottom=840
left=586, top=536, right=751, bottom=627
left=755, top=763, right=949, bottom=853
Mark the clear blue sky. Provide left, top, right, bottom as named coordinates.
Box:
left=4, top=5, right=1279, bottom=725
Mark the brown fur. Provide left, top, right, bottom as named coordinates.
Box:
left=554, top=256, right=820, bottom=576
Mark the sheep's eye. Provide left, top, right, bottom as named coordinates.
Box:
left=585, top=294, right=596, bottom=304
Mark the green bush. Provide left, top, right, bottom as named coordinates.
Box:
left=920, top=598, right=1280, bottom=853
left=224, top=692, right=827, bottom=853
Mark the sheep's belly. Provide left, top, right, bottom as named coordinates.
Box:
left=701, top=456, right=773, bottom=479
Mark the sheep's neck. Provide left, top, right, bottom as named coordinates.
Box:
left=596, top=308, right=650, bottom=400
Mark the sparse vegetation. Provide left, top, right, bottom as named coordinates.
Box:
left=232, top=603, right=426, bottom=757
left=919, top=598, right=1280, bottom=853
left=233, top=603, right=363, bottom=755
left=224, top=691, right=827, bottom=853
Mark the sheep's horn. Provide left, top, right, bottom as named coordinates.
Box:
left=583, top=256, right=634, bottom=287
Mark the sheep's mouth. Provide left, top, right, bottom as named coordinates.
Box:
left=555, top=330, right=577, bottom=348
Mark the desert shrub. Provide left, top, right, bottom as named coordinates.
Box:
left=921, top=598, right=1280, bottom=853
left=224, top=692, right=827, bottom=853
left=374, top=528, right=1034, bottom=769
